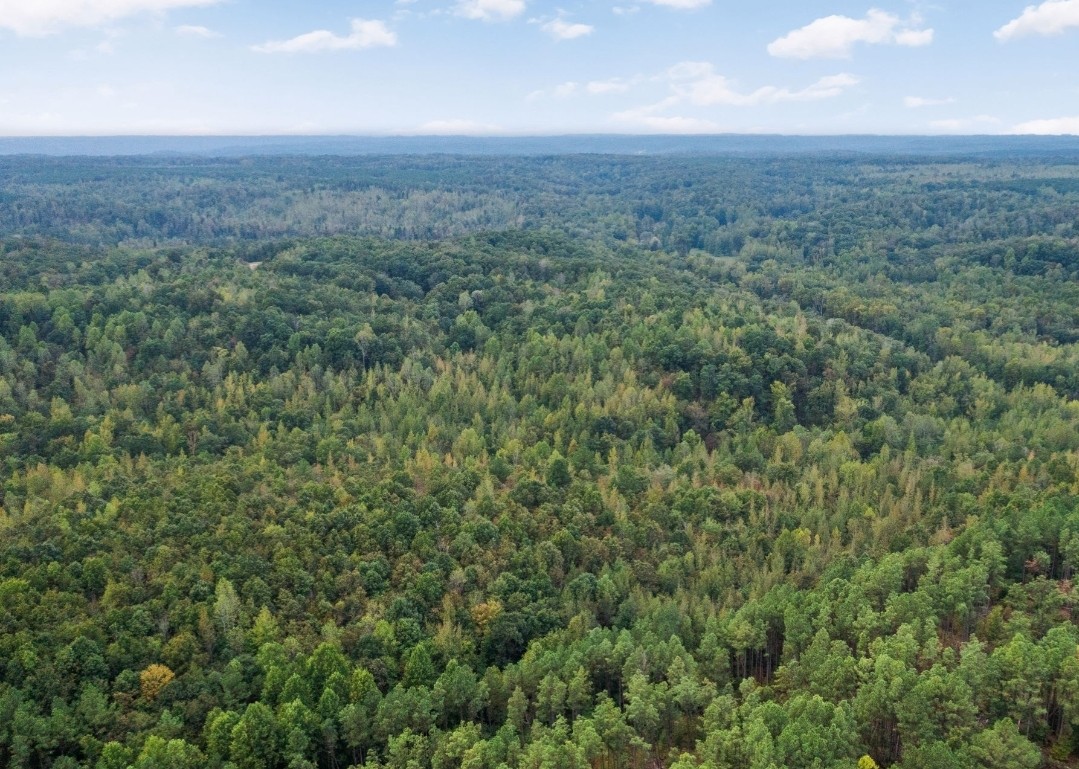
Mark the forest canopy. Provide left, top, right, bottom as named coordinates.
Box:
left=1, top=151, right=1079, bottom=769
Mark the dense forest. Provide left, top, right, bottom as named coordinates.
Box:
left=1, top=151, right=1079, bottom=769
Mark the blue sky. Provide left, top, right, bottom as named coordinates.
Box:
left=0, top=0, right=1077, bottom=135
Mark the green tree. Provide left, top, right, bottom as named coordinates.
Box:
left=231, top=703, right=281, bottom=769
left=968, top=719, right=1042, bottom=769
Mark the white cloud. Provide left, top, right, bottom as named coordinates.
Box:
left=894, top=28, right=934, bottom=46
left=543, top=18, right=593, bottom=40
left=665, top=62, right=860, bottom=106
left=1012, top=115, right=1079, bottom=134
left=175, top=24, right=218, bottom=37
left=904, top=95, right=955, bottom=108
left=642, top=0, right=711, bottom=9
left=456, top=0, right=526, bottom=22
left=995, top=0, right=1079, bottom=40
left=415, top=119, right=502, bottom=134
left=768, top=9, right=933, bottom=59
left=0, top=0, right=220, bottom=36
left=253, top=19, right=396, bottom=53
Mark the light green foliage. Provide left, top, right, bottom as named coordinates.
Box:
left=132, top=736, right=205, bottom=769
left=968, top=719, right=1042, bottom=769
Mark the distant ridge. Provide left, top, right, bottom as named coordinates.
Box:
left=3, top=134, right=1079, bottom=157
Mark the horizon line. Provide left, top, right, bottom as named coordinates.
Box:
left=1, top=131, right=1079, bottom=139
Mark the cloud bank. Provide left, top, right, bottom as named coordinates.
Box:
left=1013, top=115, right=1079, bottom=134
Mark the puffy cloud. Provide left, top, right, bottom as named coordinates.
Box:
left=253, top=19, right=396, bottom=53
left=904, top=95, right=954, bottom=108
left=456, top=0, right=526, bottom=22
left=0, top=0, right=221, bottom=36
left=995, top=0, right=1079, bottom=40
left=768, top=9, right=933, bottom=59
left=175, top=24, right=218, bottom=37
left=1012, top=115, right=1079, bottom=134
left=542, top=18, right=593, bottom=40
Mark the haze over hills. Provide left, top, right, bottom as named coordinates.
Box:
left=4, top=134, right=1079, bottom=157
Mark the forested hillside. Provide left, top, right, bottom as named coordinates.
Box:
left=1, top=152, right=1079, bottom=769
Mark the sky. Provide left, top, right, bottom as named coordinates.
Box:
left=0, top=0, right=1077, bottom=135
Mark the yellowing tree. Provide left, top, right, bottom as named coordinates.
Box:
left=140, top=663, right=175, bottom=701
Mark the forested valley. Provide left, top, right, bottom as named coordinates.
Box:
left=2, top=151, right=1079, bottom=769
